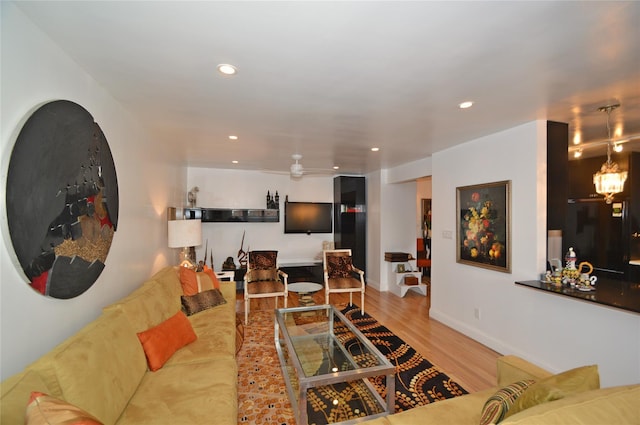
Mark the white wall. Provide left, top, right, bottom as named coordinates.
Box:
left=186, top=168, right=334, bottom=267
left=0, top=3, right=184, bottom=379
left=428, top=121, right=640, bottom=388
left=378, top=174, right=418, bottom=294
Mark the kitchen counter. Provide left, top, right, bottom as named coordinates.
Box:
left=516, top=278, right=640, bottom=315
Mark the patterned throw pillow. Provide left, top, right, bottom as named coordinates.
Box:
left=25, top=391, right=103, bottom=425
left=327, top=256, right=353, bottom=278
left=136, top=311, right=197, bottom=371
left=250, top=251, right=277, bottom=269
left=503, top=365, right=599, bottom=420
left=479, top=380, right=535, bottom=425
left=181, top=288, right=227, bottom=316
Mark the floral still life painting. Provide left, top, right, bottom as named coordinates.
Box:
left=456, top=181, right=511, bottom=273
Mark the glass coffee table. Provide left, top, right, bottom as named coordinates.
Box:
left=275, top=305, right=395, bottom=425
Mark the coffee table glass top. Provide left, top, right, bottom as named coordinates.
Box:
left=275, top=305, right=395, bottom=425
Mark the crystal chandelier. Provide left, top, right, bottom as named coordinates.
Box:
left=593, top=104, right=627, bottom=204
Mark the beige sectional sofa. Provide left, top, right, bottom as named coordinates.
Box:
left=1, top=266, right=238, bottom=424
left=362, top=355, right=639, bottom=425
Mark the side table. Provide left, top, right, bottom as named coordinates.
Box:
left=287, top=281, right=323, bottom=306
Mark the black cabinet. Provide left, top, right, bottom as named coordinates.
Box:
left=334, top=176, right=366, bottom=273
left=565, top=151, right=639, bottom=282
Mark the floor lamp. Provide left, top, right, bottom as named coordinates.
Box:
left=168, top=219, right=203, bottom=269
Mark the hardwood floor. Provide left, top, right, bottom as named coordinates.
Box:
left=235, top=280, right=501, bottom=393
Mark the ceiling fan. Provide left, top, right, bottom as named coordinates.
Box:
left=263, top=154, right=336, bottom=179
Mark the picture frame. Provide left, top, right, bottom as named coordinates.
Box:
left=421, top=198, right=432, bottom=237
left=397, top=264, right=406, bottom=273
left=456, top=180, right=511, bottom=273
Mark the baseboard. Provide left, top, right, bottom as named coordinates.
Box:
left=429, top=308, right=559, bottom=374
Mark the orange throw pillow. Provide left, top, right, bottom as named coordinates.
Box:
left=203, top=265, right=221, bottom=289
left=179, top=267, right=220, bottom=295
left=136, top=311, right=197, bottom=371
left=25, top=391, right=103, bottom=425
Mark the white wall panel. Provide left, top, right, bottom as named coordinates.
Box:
left=0, top=3, right=183, bottom=379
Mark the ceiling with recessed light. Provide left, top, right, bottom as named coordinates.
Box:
left=12, top=1, right=640, bottom=175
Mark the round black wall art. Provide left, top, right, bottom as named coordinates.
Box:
left=6, top=100, right=119, bottom=299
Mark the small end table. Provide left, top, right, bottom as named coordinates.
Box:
left=287, top=282, right=323, bottom=306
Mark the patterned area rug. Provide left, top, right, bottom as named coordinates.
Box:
left=237, top=306, right=467, bottom=424
left=237, top=311, right=295, bottom=425
left=339, top=304, right=467, bottom=410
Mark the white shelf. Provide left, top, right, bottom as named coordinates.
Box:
left=387, top=259, right=427, bottom=297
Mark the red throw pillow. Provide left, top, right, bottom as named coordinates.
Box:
left=136, top=311, right=197, bottom=371
left=25, top=391, right=103, bottom=425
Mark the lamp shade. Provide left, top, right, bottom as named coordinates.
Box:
left=168, top=219, right=202, bottom=248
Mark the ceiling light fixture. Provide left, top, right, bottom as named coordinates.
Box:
left=232, top=160, right=238, bottom=164
left=333, top=166, right=339, bottom=170
left=229, top=135, right=238, bottom=140
left=217, top=64, right=237, bottom=75
left=459, top=101, right=474, bottom=109
left=371, top=147, right=379, bottom=152
left=574, top=149, right=582, bottom=159
left=593, top=104, right=627, bottom=204
left=613, top=143, right=623, bottom=153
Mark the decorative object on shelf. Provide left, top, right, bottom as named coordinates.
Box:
left=384, top=252, right=411, bottom=262
left=168, top=219, right=202, bottom=269
left=187, top=186, right=199, bottom=208
left=593, top=104, right=628, bottom=204
left=6, top=100, right=119, bottom=299
left=266, top=190, right=280, bottom=209
left=237, top=230, right=248, bottom=269
left=397, top=264, right=406, bottom=273
left=404, top=275, right=418, bottom=285
left=322, top=241, right=335, bottom=251
left=222, top=256, right=237, bottom=271
left=457, top=180, right=511, bottom=273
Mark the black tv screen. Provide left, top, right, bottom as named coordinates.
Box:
left=284, top=202, right=333, bottom=234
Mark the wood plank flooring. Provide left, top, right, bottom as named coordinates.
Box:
left=235, top=280, right=501, bottom=393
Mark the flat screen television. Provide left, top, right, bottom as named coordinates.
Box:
left=284, top=202, right=333, bottom=234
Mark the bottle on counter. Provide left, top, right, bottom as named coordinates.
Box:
left=565, top=247, right=577, bottom=270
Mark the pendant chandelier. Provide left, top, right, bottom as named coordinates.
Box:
left=593, top=104, right=627, bottom=204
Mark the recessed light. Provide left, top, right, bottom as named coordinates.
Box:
left=333, top=166, right=339, bottom=170
left=459, top=101, right=474, bottom=109
left=232, top=160, right=238, bottom=164
left=614, top=143, right=623, bottom=153
left=229, top=135, right=238, bottom=140
left=574, top=149, right=582, bottom=159
left=573, top=132, right=581, bottom=145
left=371, top=147, right=380, bottom=152
left=217, top=64, right=237, bottom=76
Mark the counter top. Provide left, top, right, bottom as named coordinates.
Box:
left=515, top=279, right=640, bottom=315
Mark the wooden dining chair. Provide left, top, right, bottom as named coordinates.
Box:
left=323, top=249, right=365, bottom=314
left=244, top=250, right=288, bottom=324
